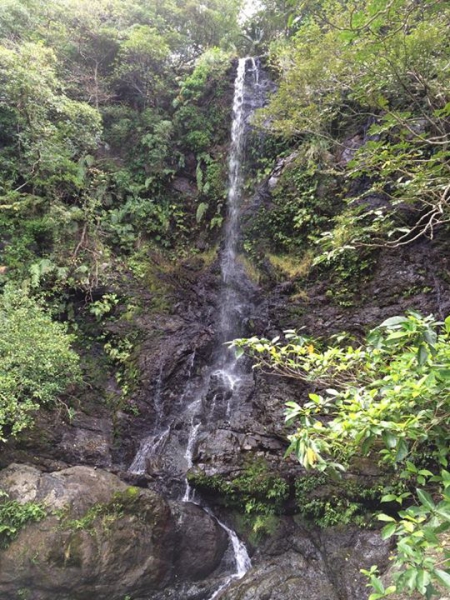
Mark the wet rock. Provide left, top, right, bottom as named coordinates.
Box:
left=171, top=501, right=229, bottom=580
left=220, top=522, right=391, bottom=600
left=268, top=152, right=299, bottom=189
left=197, top=429, right=244, bottom=470
left=0, top=464, right=228, bottom=600
left=338, top=134, right=364, bottom=165
left=222, top=550, right=338, bottom=600
left=171, top=176, right=197, bottom=197
left=59, top=413, right=113, bottom=468
left=0, top=409, right=114, bottom=472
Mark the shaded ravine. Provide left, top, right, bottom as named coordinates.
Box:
left=128, top=57, right=268, bottom=597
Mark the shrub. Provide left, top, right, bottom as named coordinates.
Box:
left=0, top=285, right=81, bottom=440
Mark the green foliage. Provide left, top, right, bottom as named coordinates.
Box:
left=295, top=473, right=384, bottom=528
left=59, top=486, right=142, bottom=534
left=233, top=312, right=450, bottom=471
left=0, top=41, right=101, bottom=194
left=0, top=285, right=81, bottom=441
left=246, top=166, right=336, bottom=254
left=365, top=470, right=450, bottom=599
left=89, top=294, right=120, bottom=320
left=193, top=466, right=288, bottom=540
left=174, top=49, right=233, bottom=154
left=258, top=0, right=450, bottom=253
left=188, top=458, right=289, bottom=518
left=0, top=492, right=46, bottom=548
left=0, top=0, right=240, bottom=296
left=233, top=311, right=450, bottom=596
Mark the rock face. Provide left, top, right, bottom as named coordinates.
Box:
left=0, top=410, right=114, bottom=472
left=1, top=230, right=447, bottom=599
left=0, top=464, right=228, bottom=600
left=1, top=62, right=449, bottom=600
left=220, top=522, right=391, bottom=600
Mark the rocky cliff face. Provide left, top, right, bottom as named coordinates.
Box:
left=1, top=59, right=450, bottom=600
left=2, top=213, right=448, bottom=599
left=0, top=463, right=391, bottom=600
left=0, top=464, right=229, bottom=600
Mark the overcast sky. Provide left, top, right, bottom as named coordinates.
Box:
left=240, top=0, right=262, bottom=23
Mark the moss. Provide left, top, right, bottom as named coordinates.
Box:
left=267, top=251, right=314, bottom=281
left=57, top=485, right=143, bottom=534
left=188, top=458, right=289, bottom=517
left=236, top=254, right=262, bottom=285
left=0, top=497, right=47, bottom=549
left=294, top=473, right=386, bottom=528
left=243, top=164, right=339, bottom=258
left=234, top=512, right=282, bottom=546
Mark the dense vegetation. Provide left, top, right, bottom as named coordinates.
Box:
left=0, top=0, right=245, bottom=435
left=1, top=1, right=450, bottom=597
left=233, top=315, right=450, bottom=598
left=247, top=0, right=450, bottom=294
left=0, top=0, right=243, bottom=288
left=236, top=1, right=450, bottom=596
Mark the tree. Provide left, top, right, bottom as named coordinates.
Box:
left=259, top=0, right=450, bottom=251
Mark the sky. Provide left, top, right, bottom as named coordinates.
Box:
left=239, top=0, right=262, bottom=23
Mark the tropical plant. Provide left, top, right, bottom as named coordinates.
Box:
left=258, top=0, right=450, bottom=254
left=231, top=312, right=450, bottom=596
left=0, top=285, right=81, bottom=441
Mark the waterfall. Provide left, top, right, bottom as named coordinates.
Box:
left=128, top=426, right=170, bottom=475
left=221, top=58, right=247, bottom=291
left=204, top=509, right=252, bottom=600
left=202, top=56, right=263, bottom=599
left=128, top=56, right=267, bottom=599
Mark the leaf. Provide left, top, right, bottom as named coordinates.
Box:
left=417, top=489, right=435, bottom=510
left=422, top=528, right=439, bottom=544
left=306, top=447, right=317, bottom=466
left=383, top=431, right=398, bottom=449
left=384, top=586, right=396, bottom=595
left=371, top=576, right=385, bottom=595
left=378, top=514, right=396, bottom=522
left=395, top=439, right=409, bottom=462
left=381, top=523, right=397, bottom=539
left=418, top=470, right=434, bottom=478
left=379, top=316, right=409, bottom=328
left=402, top=568, right=418, bottom=591
left=196, top=202, right=209, bottom=223
left=381, top=494, right=398, bottom=503
left=434, top=568, right=450, bottom=589
left=436, top=369, right=450, bottom=381
left=435, top=507, right=450, bottom=521
left=417, top=570, right=431, bottom=595
left=309, top=393, right=322, bottom=403
left=445, top=316, right=450, bottom=335
left=234, top=347, right=244, bottom=359
left=417, top=344, right=429, bottom=366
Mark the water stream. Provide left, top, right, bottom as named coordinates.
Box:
left=129, top=56, right=267, bottom=599
left=202, top=57, right=258, bottom=597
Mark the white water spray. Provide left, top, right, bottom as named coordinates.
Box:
left=128, top=56, right=268, bottom=600
left=182, top=398, right=203, bottom=502
left=203, top=56, right=265, bottom=599
left=206, top=513, right=252, bottom=600
left=128, top=426, right=170, bottom=475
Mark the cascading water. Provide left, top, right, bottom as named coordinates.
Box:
left=202, top=55, right=264, bottom=600
left=204, top=509, right=252, bottom=600
left=128, top=56, right=268, bottom=599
